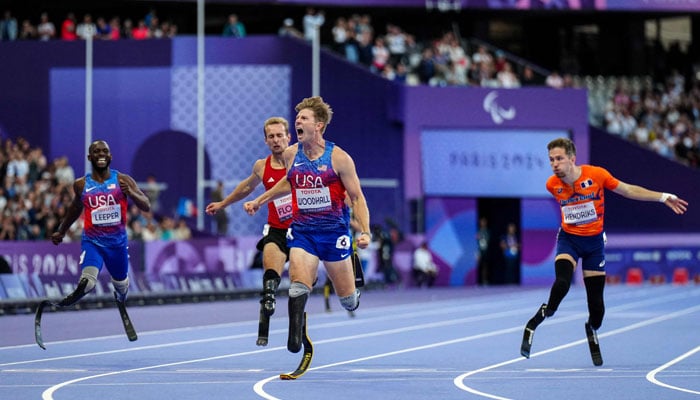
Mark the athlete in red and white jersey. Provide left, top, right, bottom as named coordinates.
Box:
left=521, top=137, right=688, bottom=365
left=205, top=116, right=292, bottom=346
left=263, top=154, right=293, bottom=230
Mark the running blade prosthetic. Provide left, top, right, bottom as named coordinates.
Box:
left=280, top=313, right=313, bottom=380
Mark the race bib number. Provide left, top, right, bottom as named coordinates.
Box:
left=295, top=187, right=331, bottom=211
left=562, top=201, right=598, bottom=225
left=336, top=235, right=351, bottom=251
left=273, top=194, right=293, bottom=221
left=91, top=204, right=122, bottom=226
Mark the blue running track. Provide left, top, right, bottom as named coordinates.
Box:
left=1, top=285, right=699, bottom=400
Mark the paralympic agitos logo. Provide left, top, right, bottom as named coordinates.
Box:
left=483, top=91, right=516, bottom=124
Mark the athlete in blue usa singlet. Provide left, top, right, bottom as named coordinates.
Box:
left=244, top=97, right=371, bottom=366
left=81, top=169, right=130, bottom=278
left=50, top=140, right=150, bottom=307
left=287, top=141, right=352, bottom=261
left=82, top=170, right=128, bottom=245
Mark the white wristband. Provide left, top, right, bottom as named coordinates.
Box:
left=659, top=193, right=677, bottom=203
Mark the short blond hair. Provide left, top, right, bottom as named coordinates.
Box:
left=295, top=96, right=333, bottom=133
left=263, top=116, right=290, bottom=137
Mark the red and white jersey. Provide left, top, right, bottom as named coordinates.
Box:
left=263, top=155, right=292, bottom=229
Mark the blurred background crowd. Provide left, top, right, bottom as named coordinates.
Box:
left=0, top=2, right=697, bottom=287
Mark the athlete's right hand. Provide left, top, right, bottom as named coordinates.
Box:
left=205, top=202, right=221, bottom=216
left=243, top=201, right=259, bottom=216
left=50, top=231, right=65, bottom=245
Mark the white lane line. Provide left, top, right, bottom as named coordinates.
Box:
left=3, top=302, right=530, bottom=368
left=454, top=303, right=700, bottom=399
left=2, top=284, right=665, bottom=354
left=41, top=345, right=285, bottom=400
left=38, top=302, right=533, bottom=399
left=33, top=286, right=695, bottom=399
left=254, top=296, right=699, bottom=399
left=1, top=332, right=255, bottom=367
left=646, top=345, right=700, bottom=395
left=251, top=287, right=699, bottom=399
left=253, top=324, right=528, bottom=400
left=2, top=288, right=560, bottom=368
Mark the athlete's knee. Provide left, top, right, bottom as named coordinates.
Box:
left=111, top=276, right=129, bottom=302
left=261, top=270, right=281, bottom=316
left=263, top=269, right=281, bottom=285
left=58, top=266, right=99, bottom=307
left=553, top=259, right=574, bottom=291
left=262, top=269, right=281, bottom=293
left=546, top=259, right=574, bottom=315
left=111, top=276, right=129, bottom=293
left=339, top=288, right=361, bottom=312
left=82, top=266, right=99, bottom=292
left=584, top=275, right=606, bottom=330
left=288, top=282, right=310, bottom=317
left=289, top=281, right=310, bottom=298
left=287, top=282, right=310, bottom=353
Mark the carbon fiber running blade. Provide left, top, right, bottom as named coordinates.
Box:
left=115, top=293, right=138, bottom=342
left=257, top=308, right=270, bottom=346
left=280, top=313, right=313, bottom=380
left=34, top=300, right=52, bottom=350
left=585, top=323, right=603, bottom=366
left=352, top=252, right=365, bottom=287
left=520, top=327, right=534, bottom=358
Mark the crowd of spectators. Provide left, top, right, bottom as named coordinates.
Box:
left=592, top=73, right=698, bottom=165
left=0, top=8, right=177, bottom=42
left=2, top=5, right=698, bottom=206
left=288, top=9, right=698, bottom=168
left=599, top=71, right=700, bottom=168
left=281, top=9, right=570, bottom=90
left=0, top=137, right=192, bottom=242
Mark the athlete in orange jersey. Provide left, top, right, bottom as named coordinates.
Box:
left=547, top=164, right=619, bottom=237
left=521, top=137, right=688, bottom=365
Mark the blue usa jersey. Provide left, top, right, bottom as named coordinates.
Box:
left=81, top=169, right=128, bottom=247
left=288, top=141, right=349, bottom=232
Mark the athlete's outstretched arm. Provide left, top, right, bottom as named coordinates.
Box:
left=244, top=145, right=296, bottom=216
left=243, top=177, right=291, bottom=216
left=206, top=159, right=264, bottom=215
left=613, top=181, right=688, bottom=215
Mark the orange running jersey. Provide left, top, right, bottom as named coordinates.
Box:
left=546, top=165, right=620, bottom=236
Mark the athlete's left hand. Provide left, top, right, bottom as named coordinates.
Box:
left=356, top=232, right=371, bottom=249
left=666, top=195, right=688, bottom=215
left=118, top=175, right=131, bottom=197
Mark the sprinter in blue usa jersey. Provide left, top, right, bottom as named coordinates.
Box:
left=245, top=96, right=370, bottom=378
left=50, top=140, right=150, bottom=309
